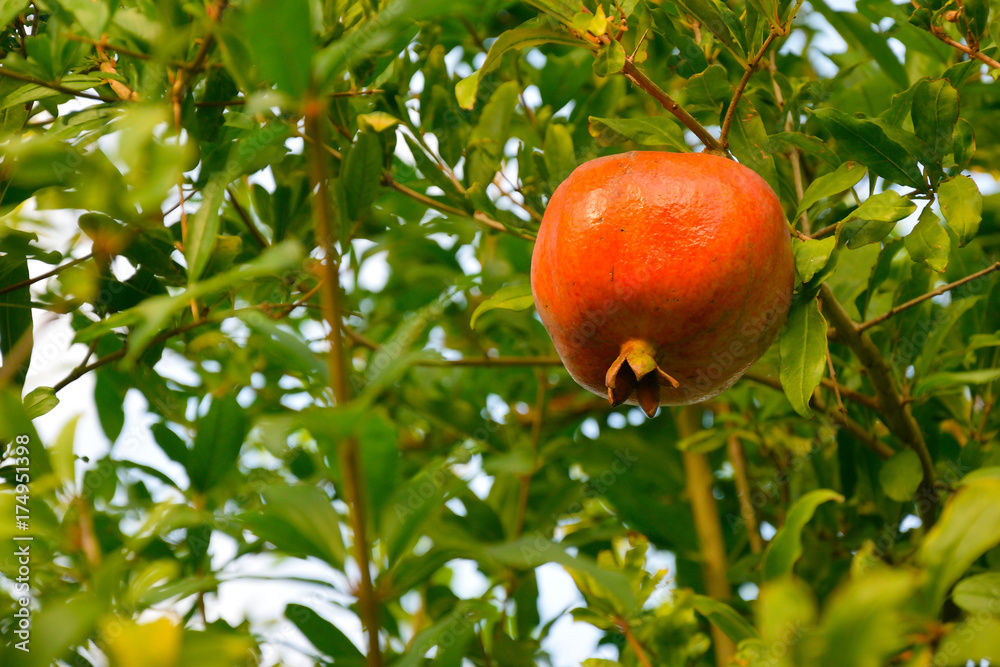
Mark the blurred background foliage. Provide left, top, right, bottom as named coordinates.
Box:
left=1, top=0, right=1000, bottom=665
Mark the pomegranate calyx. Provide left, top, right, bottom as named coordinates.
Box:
left=604, top=341, right=680, bottom=417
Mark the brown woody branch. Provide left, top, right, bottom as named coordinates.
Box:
left=857, top=262, right=1000, bottom=332
left=719, top=31, right=779, bottom=149
left=0, top=254, right=93, bottom=297
left=0, top=67, right=118, bottom=102
left=930, top=26, right=1000, bottom=70
left=820, top=284, right=938, bottom=524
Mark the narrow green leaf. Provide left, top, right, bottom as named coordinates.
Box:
left=691, top=595, right=760, bottom=642
left=188, top=394, right=249, bottom=492
left=914, top=368, right=1000, bottom=397
left=727, top=96, right=780, bottom=195
left=878, top=450, right=922, bottom=501
left=779, top=298, right=828, bottom=419
left=243, top=0, right=312, bottom=97
left=343, top=132, right=383, bottom=220
left=904, top=207, right=950, bottom=272
left=587, top=116, right=690, bottom=152
left=0, top=256, right=32, bottom=385
left=544, top=122, right=576, bottom=184
left=938, top=175, right=982, bottom=246
left=395, top=601, right=496, bottom=667
left=470, top=284, right=534, bottom=329
left=794, top=237, right=837, bottom=284
left=953, top=118, right=976, bottom=170
left=837, top=191, right=917, bottom=248
left=763, top=489, right=843, bottom=579
left=813, top=5, right=908, bottom=90
left=795, top=161, right=867, bottom=219
left=593, top=40, right=625, bottom=76
left=245, top=483, right=347, bottom=566
left=812, top=108, right=925, bottom=189
left=911, top=79, right=959, bottom=162
left=455, top=73, right=478, bottom=111
left=674, top=0, right=747, bottom=62
left=917, top=478, right=1000, bottom=611
left=285, top=604, right=364, bottom=665
left=466, top=81, right=519, bottom=187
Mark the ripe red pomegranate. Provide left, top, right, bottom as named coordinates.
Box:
left=531, top=151, right=794, bottom=416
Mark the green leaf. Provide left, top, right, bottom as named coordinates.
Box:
left=911, top=79, right=959, bottom=162
left=343, top=132, right=383, bottom=220
left=936, top=620, right=1000, bottom=665
left=763, top=489, right=843, bottom=579
left=938, top=175, right=982, bottom=246
left=544, top=122, right=576, bottom=184
left=22, top=386, right=57, bottom=419
left=914, top=368, right=1000, bottom=397
left=0, top=1, right=30, bottom=28
left=795, top=161, right=867, bottom=219
left=395, top=601, right=496, bottom=667
left=187, top=394, right=249, bottom=493
left=953, top=572, right=1000, bottom=613
left=917, top=478, right=1000, bottom=611
left=470, top=284, right=535, bottom=329
left=953, top=118, right=975, bottom=169
left=794, top=236, right=837, bottom=284
left=904, top=207, right=950, bottom=272
left=357, top=111, right=400, bottom=133
left=77, top=242, right=304, bottom=363
left=691, top=595, right=759, bottom=643
left=0, top=256, right=32, bottom=385
left=593, top=40, right=625, bottom=77
left=455, top=73, right=479, bottom=111
left=726, top=96, right=780, bottom=195
left=456, top=16, right=580, bottom=109
left=674, top=0, right=747, bottom=62
left=779, top=298, right=828, bottom=418
left=878, top=449, right=922, bottom=501
left=813, top=5, right=908, bottom=90
left=587, top=116, right=690, bottom=152
left=466, top=81, right=519, bottom=187
left=243, top=0, right=313, bottom=97
left=285, top=604, right=364, bottom=665
left=247, top=483, right=347, bottom=566
left=812, top=108, right=925, bottom=189
left=837, top=190, right=917, bottom=248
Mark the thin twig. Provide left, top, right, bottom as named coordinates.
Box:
left=742, top=371, right=894, bottom=459
left=226, top=187, right=269, bottom=248
left=857, top=262, right=1000, bottom=332
left=305, top=94, right=382, bottom=667
left=930, top=27, right=1000, bottom=69
left=620, top=60, right=725, bottom=153
left=0, top=67, right=118, bottom=102
left=726, top=425, right=763, bottom=554
left=720, top=31, right=779, bottom=149
left=825, top=342, right=846, bottom=416
left=514, top=374, right=547, bottom=536
left=0, top=254, right=93, bottom=297
left=617, top=618, right=654, bottom=667
left=821, top=284, right=938, bottom=524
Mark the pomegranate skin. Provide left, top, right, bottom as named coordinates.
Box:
left=530, top=151, right=794, bottom=410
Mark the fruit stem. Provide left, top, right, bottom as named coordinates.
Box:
left=605, top=340, right=679, bottom=417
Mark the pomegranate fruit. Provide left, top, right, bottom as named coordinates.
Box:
left=531, top=151, right=794, bottom=416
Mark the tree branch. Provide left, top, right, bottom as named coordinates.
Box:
left=0, top=254, right=93, bottom=297
left=305, top=95, right=382, bottom=667
left=820, top=284, right=938, bottom=524
left=621, top=60, right=726, bottom=153
left=677, top=407, right=736, bottom=666
left=930, top=27, right=1000, bottom=69
left=857, top=262, right=1000, bottom=332
left=0, top=66, right=118, bottom=102
left=720, top=31, right=779, bottom=149
left=726, top=426, right=762, bottom=554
